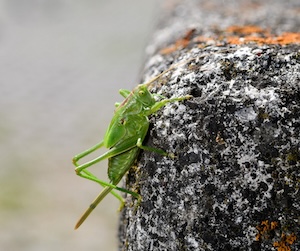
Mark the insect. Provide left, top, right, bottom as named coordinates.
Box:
left=73, top=59, right=193, bottom=229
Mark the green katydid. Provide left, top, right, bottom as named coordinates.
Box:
left=73, top=59, right=193, bottom=229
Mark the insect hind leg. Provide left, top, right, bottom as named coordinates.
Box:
left=78, top=169, right=141, bottom=207
left=73, top=140, right=105, bottom=167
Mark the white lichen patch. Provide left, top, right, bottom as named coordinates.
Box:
left=235, top=107, right=257, bottom=122
left=154, top=119, right=170, bottom=137
left=187, top=143, right=199, bottom=154
left=186, top=235, right=200, bottom=249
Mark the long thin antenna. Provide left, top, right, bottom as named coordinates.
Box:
left=142, top=56, right=199, bottom=88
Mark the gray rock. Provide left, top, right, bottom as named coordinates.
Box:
left=119, top=1, right=300, bottom=250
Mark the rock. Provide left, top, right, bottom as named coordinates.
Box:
left=119, top=0, right=300, bottom=250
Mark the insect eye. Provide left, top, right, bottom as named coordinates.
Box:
left=139, top=90, right=145, bottom=96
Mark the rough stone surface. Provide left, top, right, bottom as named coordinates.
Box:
left=119, top=0, right=300, bottom=250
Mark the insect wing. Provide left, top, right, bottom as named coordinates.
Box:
left=103, top=114, right=127, bottom=148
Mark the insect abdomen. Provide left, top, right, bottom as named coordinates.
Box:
left=108, top=147, right=140, bottom=184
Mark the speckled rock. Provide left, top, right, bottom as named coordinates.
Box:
left=118, top=1, right=300, bottom=250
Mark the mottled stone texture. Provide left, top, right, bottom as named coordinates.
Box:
left=118, top=0, right=300, bottom=250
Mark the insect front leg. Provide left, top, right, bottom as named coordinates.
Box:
left=152, top=93, right=167, bottom=99
left=115, top=89, right=132, bottom=107
left=119, top=89, right=131, bottom=98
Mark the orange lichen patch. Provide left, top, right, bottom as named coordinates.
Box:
left=226, top=25, right=300, bottom=45
left=271, top=221, right=279, bottom=230
left=273, top=233, right=297, bottom=251
left=285, top=233, right=297, bottom=245
left=275, top=32, right=300, bottom=44
left=160, top=28, right=196, bottom=54
left=255, top=220, right=297, bottom=251
left=160, top=26, right=299, bottom=55
left=255, top=220, right=278, bottom=241
left=226, top=25, right=266, bottom=35
left=227, top=33, right=300, bottom=45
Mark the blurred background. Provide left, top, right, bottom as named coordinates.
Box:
left=0, top=0, right=160, bottom=250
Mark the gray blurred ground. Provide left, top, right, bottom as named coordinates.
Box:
left=0, top=1, right=159, bottom=250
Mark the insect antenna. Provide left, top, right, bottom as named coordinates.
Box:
left=141, top=58, right=194, bottom=89
left=141, top=50, right=237, bottom=89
